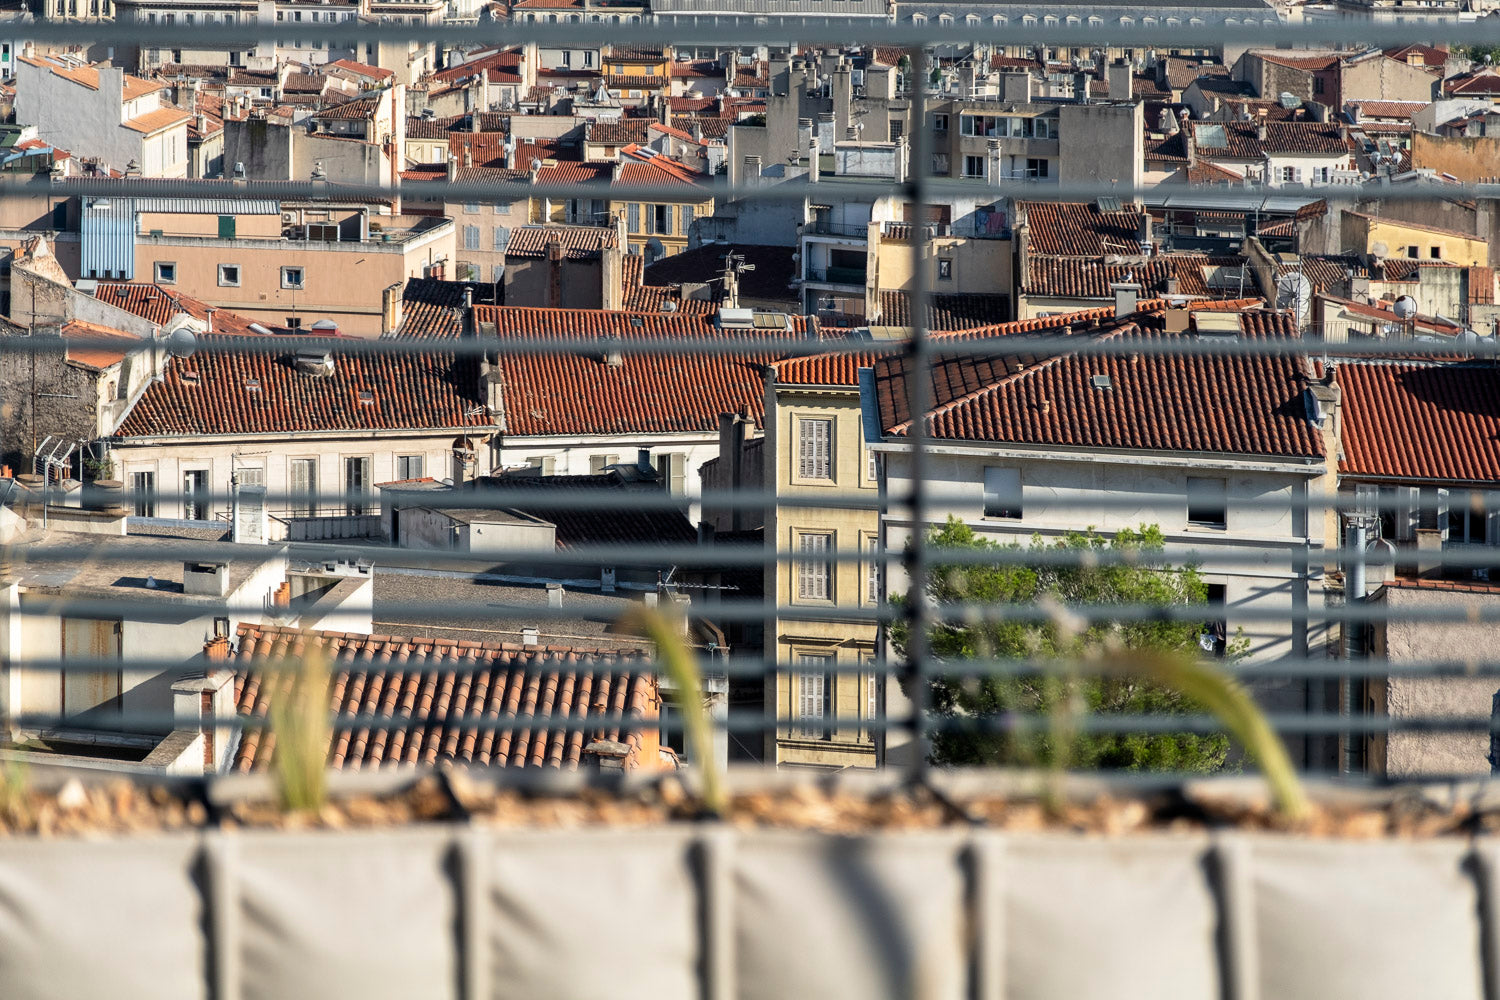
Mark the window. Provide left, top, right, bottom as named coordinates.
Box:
left=589, top=453, right=620, bottom=474
left=218, top=264, right=240, bottom=287
left=983, top=467, right=1022, bottom=519
left=795, top=655, right=831, bottom=739
left=657, top=452, right=687, bottom=494
left=932, top=153, right=950, bottom=176
left=866, top=670, right=878, bottom=724
left=1314, top=77, right=1326, bottom=95
left=796, top=532, right=833, bottom=601
left=937, top=259, right=953, bottom=281
left=888, top=120, right=904, bottom=142
left=627, top=203, right=640, bottom=233
left=285, top=317, right=303, bottom=330
left=963, top=155, right=985, bottom=179
left=217, top=215, right=235, bottom=239
left=866, top=446, right=878, bottom=483
left=344, top=457, right=371, bottom=515
left=183, top=470, right=209, bottom=520
left=1187, top=476, right=1228, bottom=529
left=1431, top=246, right=1442, bottom=259
left=1026, top=158, right=1050, bottom=179
left=797, top=418, right=833, bottom=480
left=154, top=261, right=176, bottom=283
left=463, top=225, right=480, bottom=251
left=865, top=534, right=881, bottom=604
left=679, top=205, right=694, bottom=235
left=651, top=204, right=671, bottom=234
left=932, top=113, right=949, bottom=131
left=396, top=455, right=424, bottom=480
left=281, top=266, right=305, bottom=289
left=526, top=455, right=556, bottom=475
left=236, top=466, right=265, bottom=488
left=1200, top=583, right=1228, bottom=657
left=464, top=201, right=480, bottom=214
left=1281, top=165, right=1301, bottom=184
left=290, top=459, right=316, bottom=517
left=130, top=471, right=156, bottom=518
left=493, top=226, right=509, bottom=250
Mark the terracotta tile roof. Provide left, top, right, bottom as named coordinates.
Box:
left=1019, top=201, right=1148, bottom=257
left=874, top=306, right=1323, bottom=461
left=326, top=58, right=395, bottom=81
left=536, top=161, right=612, bottom=185
left=282, top=72, right=326, bottom=94
left=874, top=290, right=1012, bottom=330
left=1024, top=254, right=1239, bottom=300
left=1337, top=361, right=1500, bottom=483
left=642, top=242, right=795, bottom=303
left=1256, top=52, right=1340, bottom=72
left=1284, top=254, right=1367, bottom=292
left=505, top=224, right=618, bottom=259
left=1185, top=160, right=1243, bottom=184
left=62, top=320, right=138, bottom=371
left=230, top=624, right=663, bottom=772
left=115, top=337, right=492, bottom=437
left=471, top=305, right=792, bottom=435
left=669, top=96, right=716, bottom=113
left=19, top=56, right=165, bottom=100
left=1162, top=57, right=1228, bottom=91
left=671, top=115, right=730, bottom=140
left=1133, top=75, right=1172, bottom=100
left=1383, top=44, right=1448, bottom=68
left=391, top=277, right=468, bottom=340
left=311, top=96, right=380, bottom=120
left=1193, top=120, right=1351, bottom=158
left=587, top=119, right=652, bottom=145
left=399, top=163, right=447, bottom=182
left=94, top=282, right=283, bottom=336
left=430, top=50, right=524, bottom=86
left=122, top=107, right=192, bottom=134
left=406, top=115, right=454, bottom=139
left=1445, top=71, right=1500, bottom=96
left=620, top=254, right=715, bottom=316
left=605, top=74, right=667, bottom=91
left=1383, top=575, right=1500, bottom=594
left=616, top=157, right=706, bottom=190
left=649, top=122, right=699, bottom=144
left=772, top=351, right=878, bottom=387
left=670, top=59, right=722, bottom=79
left=1351, top=100, right=1428, bottom=120
left=453, top=165, right=530, bottom=182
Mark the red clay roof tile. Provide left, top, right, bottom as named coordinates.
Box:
left=1337, top=361, right=1500, bottom=483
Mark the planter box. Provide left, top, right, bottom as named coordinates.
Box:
left=0, top=772, right=1492, bottom=999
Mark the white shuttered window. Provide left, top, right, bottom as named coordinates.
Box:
left=798, top=418, right=833, bottom=480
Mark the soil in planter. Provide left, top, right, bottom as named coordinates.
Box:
left=0, top=774, right=1488, bottom=839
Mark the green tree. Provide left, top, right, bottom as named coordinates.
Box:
left=892, top=518, right=1232, bottom=773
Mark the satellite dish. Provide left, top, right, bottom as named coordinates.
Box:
left=1392, top=295, right=1418, bottom=320
left=1371, top=241, right=1389, bottom=260
left=1275, top=272, right=1314, bottom=325
left=165, top=325, right=197, bottom=360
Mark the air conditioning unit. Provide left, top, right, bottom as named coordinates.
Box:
left=281, top=212, right=296, bottom=223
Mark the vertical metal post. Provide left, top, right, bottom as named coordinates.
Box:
left=904, top=45, right=933, bottom=782
left=1341, top=516, right=1366, bottom=775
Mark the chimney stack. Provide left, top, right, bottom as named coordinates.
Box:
left=1111, top=282, right=1141, bottom=317
left=1179, top=110, right=1195, bottom=167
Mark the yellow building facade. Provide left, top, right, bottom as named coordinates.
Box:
left=763, top=354, right=884, bottom=769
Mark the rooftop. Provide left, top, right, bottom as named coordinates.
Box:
left=1336, top=360, right=1500, bottom=484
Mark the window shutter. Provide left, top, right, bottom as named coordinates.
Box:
left=800, top=419, right=831, bottom=479
left=679, top=204, right=693, bottom=234
left=627, top=203, right=640, bottom=233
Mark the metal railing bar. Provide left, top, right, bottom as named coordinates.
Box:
left=12, top=330, right=1497, bottom=363
left=17, top=653, right=1500, bottom=682
left=7, top=20, right=1496, bottom=49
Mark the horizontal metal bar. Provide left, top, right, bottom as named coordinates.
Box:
left=12, top=328, right=1498, bottom=363
left=6, top=19, right=1495, bottom=49
left=18, top=652, right=1500, bottom=683
left=21, top=708, right=1500, bottom=741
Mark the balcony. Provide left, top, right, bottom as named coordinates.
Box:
left=801, top=219, right=871, bottom=239
left=803, top=265, right=867, bottom=286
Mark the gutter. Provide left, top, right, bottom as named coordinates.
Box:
left=111, top=425, right=499, bottom=446
left=869, top=438, right=1326, bottom=476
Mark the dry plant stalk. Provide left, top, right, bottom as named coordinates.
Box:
left=1104, top=647, right=1310, bottom=821
left=268, top=642, right=333, bottom=813
left=620, top=606, right=725, bottom=817
left=0, top=758, right=29, bottom=827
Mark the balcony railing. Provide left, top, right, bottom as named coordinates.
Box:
left=803, top=265, right=867, bottom=285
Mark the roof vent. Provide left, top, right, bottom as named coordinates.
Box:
left=357, top=389, right=375, bottom=405
left=294, top=349, right=335, bottom=377
left=310, top=319, right=339, bottom=334
left=1091, top=373, right=1113, bottom=390
left=248, top=323, right=273, bottom=335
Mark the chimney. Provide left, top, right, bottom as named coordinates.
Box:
left=382, top=282, right=404, bottom=335
left=463, top=148, right=473, bottom=169
left=173, top=636, right=237, bottom=773
left=446, top=152, right=458, bottom=182
left=504, top=137, right=516, bottom=170
left=1107, top=60, right=1132, bottom=101
left=1111, top=282, right=1141, bottom=317
left=1256, top=111, right=1268, bottom=143
left=637, top=447, right=652, bottom=472
left=582, top=739, right=631, bottom=771
left=521, top=626, right=539, bottom=645
left=183, top=561, right=229, bottom=597
left=807, top=136, right=819, bottom=181
left=1349, top=102, right=1363, bottom=123
left=547, top=236, right=565, bottom=308
left=1180, top=110, right=1195, bottom=167
left=547, top=584, right=563, bottom=608
left=603, top=333, right=623, bottom=367
left=1073, top=71, right=1089, bottom=103
left=1138, top=213, right=1153, bottom=247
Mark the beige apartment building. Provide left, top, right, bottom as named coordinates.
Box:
left=762, top=352, right=885, bottom=770
left=81, top=193, right=455, bottom=336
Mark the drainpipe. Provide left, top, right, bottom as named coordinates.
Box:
left=1340, top=515, right=1367, bottom=775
